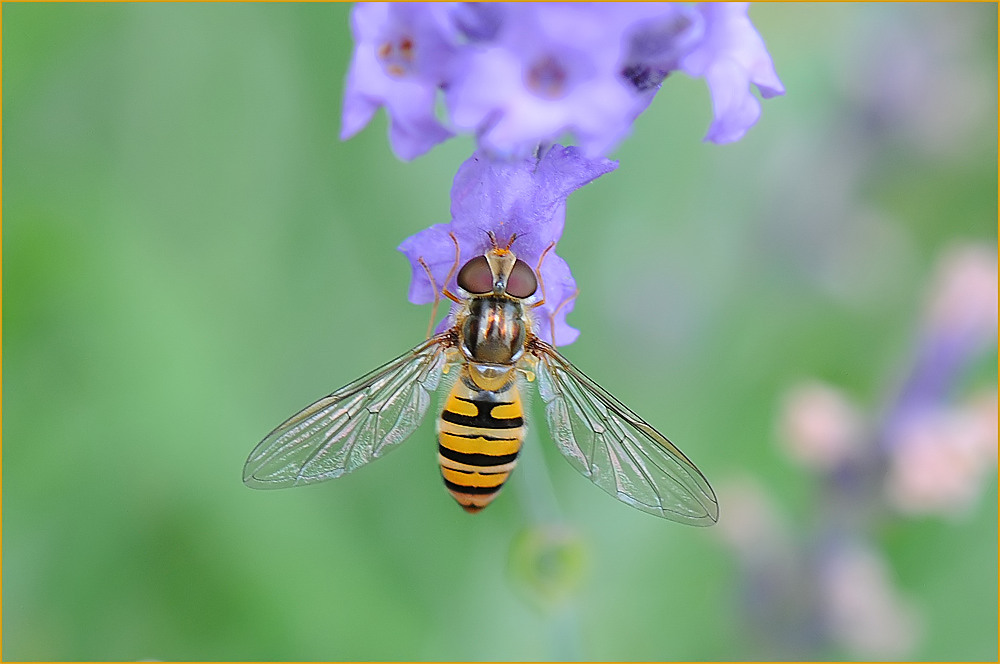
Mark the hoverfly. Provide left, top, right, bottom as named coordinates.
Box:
left=243, top=234, right=718, bottom=525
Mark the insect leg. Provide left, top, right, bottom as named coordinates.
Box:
left=530, top=241, right=556, bottom=310
left=417, top=257, right=441, bottom=340
left=418, top=232, right=463, bottom=339
left=440, top=232, right=463, bottom=304
left=548, top=287, right=579, bottom=347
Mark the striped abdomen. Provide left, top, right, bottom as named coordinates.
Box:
left=437, top=369, right=525, bottom=513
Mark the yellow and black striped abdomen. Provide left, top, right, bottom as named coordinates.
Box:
left=437, top=372, right=525, bottom=513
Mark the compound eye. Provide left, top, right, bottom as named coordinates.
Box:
left=506, top=259, right=538, bottom=298
left=456, top=256, right=493, bottom=294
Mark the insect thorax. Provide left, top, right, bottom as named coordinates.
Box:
left=458, top=295, right=527, bottom=367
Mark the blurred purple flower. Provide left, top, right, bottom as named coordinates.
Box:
left=773, top=243, right=998, bottom=519
left=717, top=476, right=924, bottom=660
left=398, top=145, right=618, bottom=346
left=888, top=244, right=998, bottom=423
left=819, top=540, right=921, bottom=658
left=341, top=2, right=783, bottom=160
left=880, top=243, right=998, bottom=517
left=746, top=241, right=997, bottom=658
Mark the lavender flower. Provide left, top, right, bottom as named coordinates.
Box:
left=881, top=243, right=998, bottom=517
left=751, top=242, right=997, bottom=657
left=398, top=145, right=617, bottom=346
left=679, top=2, right=785, bottom=143
left=340, top=3, right=457, bottom=160
left=717, top=478, right=923, bottom=660
left=341, top=2, right=783, bottom=160
left=445, top=4, right=656, bottom=159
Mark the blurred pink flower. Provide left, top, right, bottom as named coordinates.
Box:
left=885, top=390, right=998, bottom=517
left=881, top=242, right=998, bottom=517
left=714, top=476, right=792, bottom=560
left=820, top=541, right=922, bottom=658
left=923, top=242, right=997, bottom=349
left=777, top=380, right=865, bottom=471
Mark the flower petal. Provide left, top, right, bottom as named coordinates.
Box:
left=680, top=3, right=785, bottom=143
left=340, top=3, right=458, bottom=160
left=446, top=4, right=644, bottom=159
left=398, top=145, right=616, bottom=345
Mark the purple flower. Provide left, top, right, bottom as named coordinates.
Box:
left=340, top=3, right=457, bottom=160
left=679, top=3, right=785, bottom=143
left=618, top=4, right=706, bottom=93
left=445, top=4, right=645, bottom=159
left=340, top=3, right=783, bottom=159
left=398, top=145, right=618, bottom=346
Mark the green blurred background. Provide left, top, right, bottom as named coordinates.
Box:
left=4, top=3, right=996, bottom=661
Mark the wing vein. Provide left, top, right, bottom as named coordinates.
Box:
left=530, top=337, right=718, bottom=525
left=243, top=335, right=451, bottom=488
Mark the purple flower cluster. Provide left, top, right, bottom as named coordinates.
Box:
left=775, top=243, right=998, bottom=519
left=342, top=2, right=783, bottom=160
left=340, top=3, right=782, bottom=346
left=736, top=242, right=998, bottom=658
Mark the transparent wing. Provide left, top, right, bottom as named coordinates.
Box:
left=530, top=338, right=719, bottom=525
left=243, top=334, right=452, bottom=488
